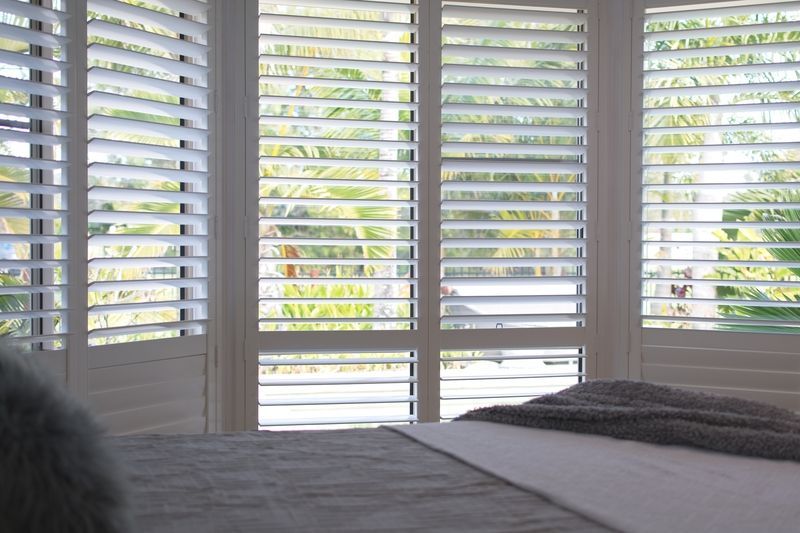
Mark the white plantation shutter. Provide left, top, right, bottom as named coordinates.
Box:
left=256, top=0, right=420, bottom=427
left=0, top=0, right=70, bottom=373
left=83, top=0, right=211, bottom=434
left=438, top=1, right=593, bottom=418
left=636, top=0, right=800, bottom=409
left=86, top=0, right=210, bottom=345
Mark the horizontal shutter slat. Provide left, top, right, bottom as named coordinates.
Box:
left=88, top=0, right=208, bottom=36
left=0, top=102, right=66, bottom=121
left=88, top=67, right=208, bottom=100
left=644, top=41, right=799, bottom=60
left=88, top=209, right=207, bottom=225
left=259, top=34, right=417, bottom=53
left=89, top=278, right=207, bottom=291
left=262, top=176, right=415, bottom=188
left=87, top=19, right=207, bottom=58
left=261, top=217, right=417, bottom=228
left=442, top=23, right=585, bottom=44
left=88, top=162, right=207, bottom=186
left=258, top=13, right=414, bottom=32
left=88, top=185, right=207, bottom=205
left=88, top=234, right=207, bottom=246
left=268, top=0, right=418, bottom=12
left=260, top=53, right=416, bottom=72
left=88, top=257, right=207, bottom=269
left=89, top=299, right=207, bottom=315
left=442, top=5, right=588, bottom=25
left=644, top=80, right=800, bottom=98
left=259, top=94, right=417, bottom=110
left=0, top=0, right=68, bottom=23
left=88, top=138, right=207, bottom=165
left=0, top=75, right=66, bottom=97
left=260, top=74, right=417, bottom=91
left=0, top=49, right=66, bottom=72
left=260, top=114, right=417, bottom=131
left=261, top=155, right=417, bottom=170
left=88, top=115, right=208, bottom=143
left=442, top=64, right=586, bottom=82
left=644, top=1, right=800, bottom=22
left=88, top=91, right=207, bottom=123
left=442, top=44, right=587, bottom=62
left=87, top=320, right=207, bottom=339
left=644, top=61, right=800, bottom=81
left=0, top=129, right=66, bottom=146
left=87, top=43, right=209, bottom=79
left=442, top=142, right=585, bottom=156
left=263, top=277, right=416, bottom=285
left=261, top=136, right=415, bottom=150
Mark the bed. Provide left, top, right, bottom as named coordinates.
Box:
left=5, top=346, right=798, bottom=533
left=113, top=380, right=800, bottom=533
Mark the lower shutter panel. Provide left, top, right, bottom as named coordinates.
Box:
left=440, top=346, right=585, bottom=420
left=258, top=350, right=417, bottom=429
left=88, top=336, right=207, bottom=434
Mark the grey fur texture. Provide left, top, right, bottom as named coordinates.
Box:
left=0, top=346, right=130, bottom=533
left=456, top=379, right=800, bottom=461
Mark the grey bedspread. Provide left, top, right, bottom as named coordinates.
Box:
left=113, top=428, right=611, bottom=533
left=457, top=379, right=800, bottom=461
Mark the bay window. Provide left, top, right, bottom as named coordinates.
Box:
left=0, top=0, right=797, bottom=434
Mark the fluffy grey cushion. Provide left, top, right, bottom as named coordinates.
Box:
left=456, top=379, right=800, bottom=461
left=0, top=346, right=130, bottom=533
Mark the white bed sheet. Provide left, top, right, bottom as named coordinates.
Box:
left=395, top=421, right=800, bottom=533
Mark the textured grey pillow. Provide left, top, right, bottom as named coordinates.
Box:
left=0, top=346, right=130, bottom=533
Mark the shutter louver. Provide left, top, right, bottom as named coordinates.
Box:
left=86, top=0, right=210, bottom=345
left=640, top=1, right=800, bottom=333
left=257, top=0, right=419, bottom=428
left=0, top=0, right=69, bottom=353
left=440, top=2, right=589, bottom=330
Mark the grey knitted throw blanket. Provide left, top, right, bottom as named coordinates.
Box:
left=455, top=380, right=800, bottom=461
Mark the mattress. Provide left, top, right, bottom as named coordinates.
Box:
left=113, top=427, right=609, bottom=533
left=398, top=421, right=800, bottom=533
left=114, top=421, right=800, bottom=533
